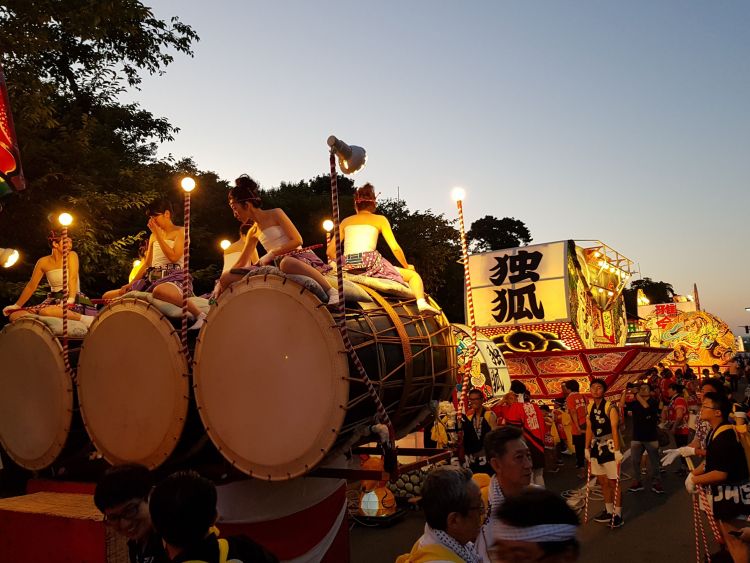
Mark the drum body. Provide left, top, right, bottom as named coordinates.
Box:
left=76, top=299, right=193, bottom=469
left=193, top=274, right=455, bottom=481
left=0, top=318, right=83, bottom=470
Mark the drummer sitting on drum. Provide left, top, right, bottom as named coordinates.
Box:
left=327, top=183, right=439, bottom=314
left=109, top=198, right=207, bottom=330
left=218, top=175, right=339, bottom=304
left=2, top=231, right=96, bottom=327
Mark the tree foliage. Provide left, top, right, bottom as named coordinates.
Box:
left=0, top=1, right=198, bottom=300
left=623, top=277, right=676, bottom=317
left=467, top=215, right=531, bottom=252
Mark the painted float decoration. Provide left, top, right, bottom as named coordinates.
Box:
left=451, top=324, right=511, bottom=397
left=467, top=240, right=669, bottom=399
left=637, top=298, right=737, bottom=371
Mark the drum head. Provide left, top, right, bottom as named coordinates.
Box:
left=0, top=318, right=73, bottom=469
left=77, top=299, right=189, bottom=468
left=194, top=274, right=348, bottom=480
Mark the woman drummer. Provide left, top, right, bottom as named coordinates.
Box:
left=2, top=231, right=95, bottom=326
left=218, top=175, right=338, bottom=304
left=327, top=183, right=438, bottom=314
left=114, top=198, right=207, bottom=329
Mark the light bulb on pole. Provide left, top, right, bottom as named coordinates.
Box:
left=322, top=219, right=334, bottom=246
left=0, top=248, right=19, bottom=268
left=57, top=211, right=74, bottom=374
left=180, top=176, right=196, bottom=355
left=451, top=187, right=477, bottom=418
left=220, top=239, right=231, bottom=251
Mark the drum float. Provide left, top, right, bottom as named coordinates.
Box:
left=193, top=273, right=455, bottom=481
left=0, top=318, right=83, bottom=470
left=76, top=299, right=193, bottom=469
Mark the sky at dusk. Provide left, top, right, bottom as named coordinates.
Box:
left=123, top=1, right=750, bottom=336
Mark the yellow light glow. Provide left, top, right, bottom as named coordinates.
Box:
left=133, top=259, right=141, bottom=268
left=220, top=239, right=231, bottom=251
left=598, top=288, right=604, bottom=293
left=2, top=249, right=19, bottom=268
left=608, top=290, right=614, bottom=296
left=58, top=212, right=73, bottom=227
left=180, top=177, right=196, bottom=192
left=322, top=219, right=334, bottom=233
left=593, top=251, right=601, bottom=258
left=450, top=187, right=466, bottom=202
left=608, top=266, right=615, bottom=273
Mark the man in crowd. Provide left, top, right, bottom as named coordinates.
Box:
left=494, top=380, right=547, bottom=487
left=687, top=392, right=750, bottom=562
left=620, top=382, right=663, bottom=494
left=94, top=463, right=168, bottom=563
left=664, top=383, right=690, bottom=475
left=149, top=470, right=277, bottom=563
left=476, top=425, right=534, bottom=560
left=489, top=488, right=581, bottom=563
left=462, top=388, right=497, bottom=474
left=585, top=378, right=624, bottom=528
left=398, top=466, right=484, bottom=563
left=562, top=380, right=588, bottom=479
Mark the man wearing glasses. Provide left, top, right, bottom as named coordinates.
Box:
left=687, top=392, right=750, bottom=562
left=398, top=466, right=484, bottom=563
left=94, top=463, right=168, bottom=563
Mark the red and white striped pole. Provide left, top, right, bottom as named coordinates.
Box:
left=452, top=187, right=477, bottom=417
left=58, top=212, right=73, bottom=375
left=180, top=177, right=196, bottom=359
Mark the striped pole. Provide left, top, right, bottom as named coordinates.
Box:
left=60, top=226, right=71, bottom=375
left=455, top=196, right=477, bottom=417
left=180, top=177, right=195, bottom=359
left=329, top=151, right=395, bottom=441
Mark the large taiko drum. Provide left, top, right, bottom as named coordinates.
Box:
left=0, top=318, right=84, bottom=470
left=76, top=299, right=195, bottom=469
left=193, top=273, right=455, bottom=481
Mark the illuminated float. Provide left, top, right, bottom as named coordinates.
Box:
left=634, top=290, right=738, bottom=371
left=467, top=240, right=669, bottom=399
left=451, top=323, right=510, bottom=397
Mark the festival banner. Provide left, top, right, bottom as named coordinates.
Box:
left=0, top=64, right=26, bottom=196
left=469, top=241, right=570, bottom=328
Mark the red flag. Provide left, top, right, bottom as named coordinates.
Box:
left=0, top=64, right=26, bottom=195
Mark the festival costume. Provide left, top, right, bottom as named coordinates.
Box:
left=461, top=408, right=494, bottom=474
left=23, top=267, right=95, bottom=316
left=704, top=425, right=750, bottom=522
left=588, top=399, right=619, bottom=480
left=342, top=224, right=406, bottom=285
left=494, top=401, right=546, bottom=470
left=132, top=240, right=193, bottom=295
left=397, top=524, right=481, bottom=563
left=258, top=225, right=331, bottom=273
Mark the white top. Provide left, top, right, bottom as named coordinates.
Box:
left=153, top=239, right=182, bottom=268
left=258, top=225, right=300, bottom=254
left=45, top=268, right=80, bottom=294
left=343, top=224, right=379, bottom=254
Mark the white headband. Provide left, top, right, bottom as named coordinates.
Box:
left=492, top=522, right=578, bottom=543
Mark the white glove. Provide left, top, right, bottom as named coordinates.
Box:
left=685, top=473, right=696, bottom=494
left=2, top=304, right=20, bottom=316
left=661, top=446, right=696, bottom=467
left=614, top=450, right=623, bottom=463
left=584, top=448, right=591, bottom=461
